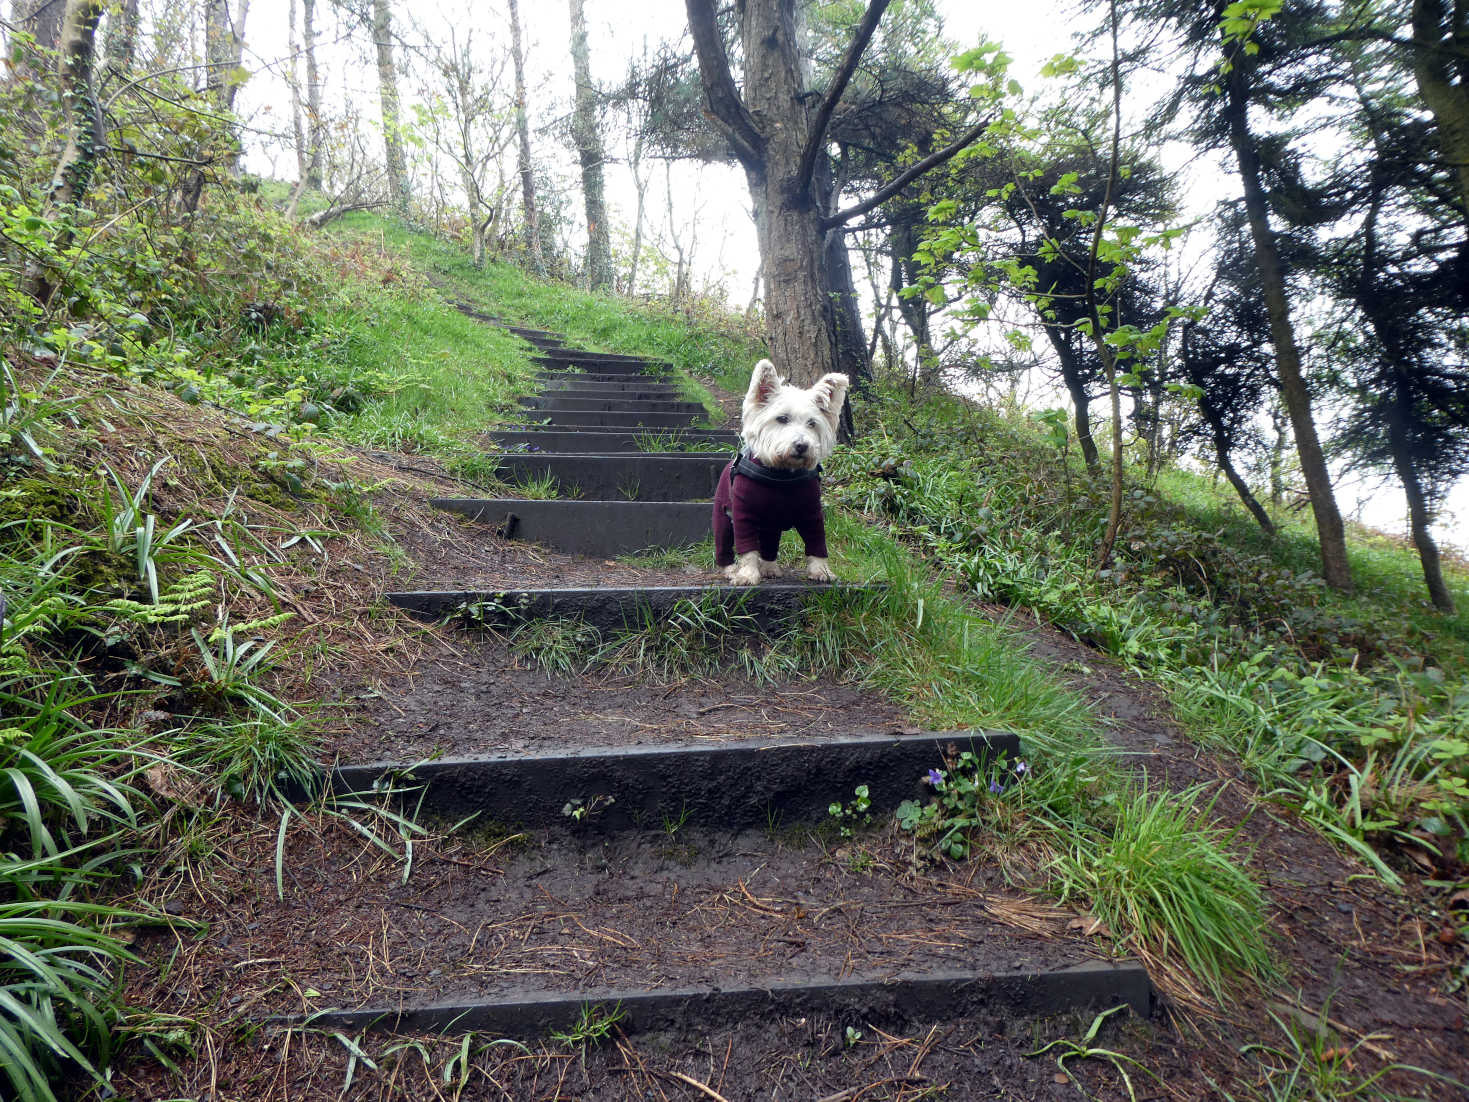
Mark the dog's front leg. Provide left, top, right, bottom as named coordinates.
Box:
left=805, top=556, right=836, bottom=582
left=728, top=549, right=764, bottom=586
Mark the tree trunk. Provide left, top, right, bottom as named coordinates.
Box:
left=1392, top=420, right=1456, bottom=613
left=1224, top=64, right=1353, bottom=593
left=303, top=0, right=322, bottom=189
left=507, top=0, right=544, bottom=276
left=740, top=0, right=835, bottom=385
left=1269, top=402, right=1288, bottom=508
left=22, top=0, right=105, bottom=308
left=568, top=0, right=611, bottom=290
left=289, top=0, right=307, bottom=186
left=204, top=0, right=247, bottom=113
left=1046, top=330, right=1101, bottom=472
left=15, top=0, right=65, bottom=51
left=372, top=0, right=410, bottom=214
left=888, top=212, right=937, bottom=384
left=102, top=0, right=139, bottom=75
left=1410, top=0, right=1469, bottom=227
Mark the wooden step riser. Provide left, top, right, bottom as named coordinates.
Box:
left=390, top=581, right=881, bottom=631
left=283, top=963, right=1153, bottom=1039
left=491, top=455, right=727, bottom=501
left=331, top=730, right=1018, bottom=830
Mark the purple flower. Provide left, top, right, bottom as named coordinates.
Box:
left=926, top=768, right=945, bottom=788
left=988, top=779, right=1004, bottom=794
left=1014, top=760, right=1030, bottom=777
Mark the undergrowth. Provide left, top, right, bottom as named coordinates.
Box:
left=830, top=389, right=1469, bottom=899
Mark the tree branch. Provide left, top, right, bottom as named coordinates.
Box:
left=820, top=115, right=992, bottom=230
left=797, top=0, right=891, bottom=197
left=684, top=0, right=764, bottom=169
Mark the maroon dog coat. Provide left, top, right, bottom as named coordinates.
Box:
left=713, top=453, right=828, bottom=566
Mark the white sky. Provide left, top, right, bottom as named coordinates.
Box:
left=231, top=0, right=1467, bottom=551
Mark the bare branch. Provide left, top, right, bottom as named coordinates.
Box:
left=684, top=0, right=764, bottom=168
left=797, top=0, right=890, bottom=197
left=820, top=115, right=992, bottom=230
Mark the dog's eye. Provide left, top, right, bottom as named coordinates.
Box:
left=775, top=415, right=790, bottom=424
left=807, top=419, right=818, bottom=428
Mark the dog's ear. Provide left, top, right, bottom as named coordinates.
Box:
left=745, top=359, right=782, bottom=410
left=810, top=373, right=849, bottom=431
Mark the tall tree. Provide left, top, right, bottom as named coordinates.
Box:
left=303, top=0, right=323, bottom=188
left=22, top=0, right=105, bottom=306
left=102, top=0, right=140, bottom=75
left=1322, top=80, right=1469, bottom=613
left=1220, top=44, right=1352, bottom=591
left=371, top=0, right=410, bottom=213
left=568, top=0, right=611, bottom=289
left=507, top=0, right=544, bottom=275
left=203, top=0, right=248, bottom=113
left=1114, top=0, right=1356, bottom=592
left=685, top=0, right=990, bottom=387
left=13, top=0, right=64, bottom=53
left=1409, top=0, right=1469, bottom=225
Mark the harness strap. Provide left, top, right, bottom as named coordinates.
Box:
left=731, top=447, right=821, bottom=486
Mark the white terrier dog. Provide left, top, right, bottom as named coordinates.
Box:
left=712, top=359, right=849, bottom=586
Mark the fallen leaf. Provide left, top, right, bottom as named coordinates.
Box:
left=1053, top=1072, right=1069, bottom=1084
left=1068, top=915, right=1111, bottom=937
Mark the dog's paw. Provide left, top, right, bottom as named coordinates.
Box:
left=806, top=556, right=836, bottom=583
left=731, top=552, right=763, bottom=586
left=758, top=558, right=783, bottom=578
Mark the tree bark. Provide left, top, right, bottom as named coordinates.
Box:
left=15, top=0, right=65, bottom=51
left=568, top=0, right=611, bottom=290
left=507, top=0, right=544, bottom=276
left=372, top=0, right=410, bottom=214
left=102, top=0, right=139, bottom=75
left=204, top=0, right=247, bottom=113
left=1410, top=0, right=1469, bottom=227
left=303, top=0, right=323, bottom=189
left=1224, top=63, right=1353, bottom=592
left=22, top=0, right=105, bottom=307
left=1046, top=330, right=1101, bottom=472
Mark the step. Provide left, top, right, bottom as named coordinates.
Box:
left=491, top=454, right=728, bottom=500
left=258, top=828, right=1152, bottom=1040
left=532, top=358, right=657, bottom=376
left=532, top=349, right=666, bottom=368
left=538, top=380, right=686, bottom=397
left=488, top=429, right=739, bottom=453
left=513, top=410, right=714, bottom=429
left=428, top=498, right=710, bottom=555
left=531, top=363, right=657, bottom=380
left=291, top=964, right=1152, bottom=1040
left=535, top=370, right=676, bottom=386
left=519, top=396, right=709, bottom=416
left=389, top=581, right=879, bottom=631
left=331, top=729, right=1019, bottom=828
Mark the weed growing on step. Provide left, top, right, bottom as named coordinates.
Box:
left=510, top=471, right=569, bottom=500
left=550, top=1002, right=627, bottom=1049
left=1026, top=1005, right=1161, bottom=1100
left=633, top=430, right=731, bottom=454
left=827, top=785, right=872, bottom=838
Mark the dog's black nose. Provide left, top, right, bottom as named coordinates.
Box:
left=794, top=440, right=808, bottom=455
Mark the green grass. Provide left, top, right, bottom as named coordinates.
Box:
left=1049, top=784, right=1276, bottom=999
left=293, top=291, right=537, bottom=455
left=333, top=213, right=764, bottom=398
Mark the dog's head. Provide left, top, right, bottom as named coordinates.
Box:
left=740, top=359, right=848, bottom=471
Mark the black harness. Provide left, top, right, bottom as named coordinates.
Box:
left=730, top=447, right=822, bottom=486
